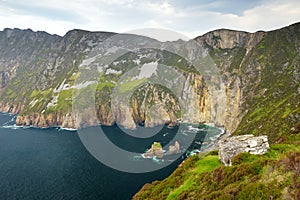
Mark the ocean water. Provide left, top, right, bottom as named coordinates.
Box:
left=0, top=113, right=222, bottom=200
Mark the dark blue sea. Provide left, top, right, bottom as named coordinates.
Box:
left=0, top=113, right=222, bottom=200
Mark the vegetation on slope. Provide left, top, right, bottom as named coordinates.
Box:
left=134, top=23, right=300, bottom=200
left=133, top=123, right=300, bottom=200
left=234, top=24, right=300, bottom=143
left=206, top=23, right=300, bottom=143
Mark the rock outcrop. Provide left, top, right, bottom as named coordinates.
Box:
left=196, top=29, right=265, bottom=51
left=218, top=134, right=270, bottom=166
left=143, top=142, right=164, bottom=158
left=16, top=112, right=76, bottom=129
left=166, top=141, right=180, bottom=155
left=143, top=141, right=181, bottom=158
left=0, top=102, right=23, bottom=114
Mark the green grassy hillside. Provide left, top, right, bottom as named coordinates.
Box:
left=234, top=24, right=300, bottom=142
left=133, top=123, right=300, bottom=200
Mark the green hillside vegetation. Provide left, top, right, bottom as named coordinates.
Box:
left=234, top=26, right=300, bottom=143
left=118, top=78, right=147, bottom=93
left=133, top=123, right=300, bottom=200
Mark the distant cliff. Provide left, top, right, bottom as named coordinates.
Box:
left=0, top=23, right=299, bottom=142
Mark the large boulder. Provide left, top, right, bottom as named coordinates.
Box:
left=218, top=134, right=269, bottom=166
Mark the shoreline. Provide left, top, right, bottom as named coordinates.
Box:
left=1, top=124, right=78, bottom=132
left=0, top=112, right=226, bottom=136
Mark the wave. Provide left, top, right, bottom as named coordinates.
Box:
left=1, top=123, right=77, bottom=132
left=1, top=124, right=28, bottom=129
left=58, top=127, right=77, bottom=131
left=187, top=125, right=205, bottom=132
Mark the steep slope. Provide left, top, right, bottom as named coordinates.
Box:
left=0, top=23, right=299, bottom=140
left=198, top=23, right=300, bottom=142
left=0, top=28, right=239, bottom=131
left=133, top=124, right=300, bottom=200
left=0, top=28, right=61, bottom=112
left=233, top=24, right=300, bottom=142
left=133, top=23, right=300, bottom=199
left=0, top=28, right=115, bottom=127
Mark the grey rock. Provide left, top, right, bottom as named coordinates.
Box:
left=218, top=134, right=269, bottom=166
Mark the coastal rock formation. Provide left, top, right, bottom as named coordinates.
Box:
left=143, top=141, right=181, bottom=158
left=218, top=134, right=270, bottom=166
left=16, top=112, right=76, bottom=129
left=0, top=27, right=245, bottom=131
left=166, top=141, right=180, bottom=155
left=0, top=102, right=23, bottom=114
left=0, top=23, right=299, bottom=142
left=144, top=142, right=164, bottom=158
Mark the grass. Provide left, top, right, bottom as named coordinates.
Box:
left=118, top=78, right=147, bottom=93
left=133, top=123, right=300, bottom=200
left=55, top=89, right=73, bottom=112
left=133, top=154, right=221, bottom=200
left=166, top=155, right=220, bottom=200
left=29, top=90, right=40, bottom=99
left=152, top=142, right=162, bottom=149
left=281, top=106, right=292, bottom=119
left=21, top=88, right=53, bottom=114
left=233, top=26, right=300, bottom=143
left=96, top=82, right=115, bottom=91
left=235, top=90, right=298, bottom=142
left=27, top=81, right=115, bottom=115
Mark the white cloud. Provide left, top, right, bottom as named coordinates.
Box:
left=0, top=0, right=299, bottom=39
left=145, top=2, right=177, bottom=16
left=239, top=0, right=300, bottom=30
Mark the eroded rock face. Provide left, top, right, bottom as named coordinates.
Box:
left=218, top=134, right=270, bottom=166
left=196, top=29, right=265, bottom=51
left=0, top=102, right=23, bottom=114
left=16, top=112, right=76, bottom=129
left=167, top=141, right=180, bottom=155
left=1, top=23, right=299, bottom=138
left=0, top=28, right=249, bottom=131
left=143, top=141, right=181, bottom=158
left=144, top=142, right=164, bottom=158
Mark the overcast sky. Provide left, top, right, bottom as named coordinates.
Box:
left=0, top=0, right=299, bottom=39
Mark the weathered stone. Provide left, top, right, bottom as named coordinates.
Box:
left=144, top=142, right=164, bottom=158
left=167, top=141, right=180, bottom=155
left=218, top=134, right=269, bottom=166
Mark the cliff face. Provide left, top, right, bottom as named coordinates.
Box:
left=198, top=23, right=300, bottom=142
left=197, top=29, right=265, bottom=50
left=0, top=28, right=115, bottom=127
left=195, top=29, right=266, bottom=133
left=16, top=112, right=75, bottom=128
left=128, top=73, right=207, bottom=128
left=0, top=102, right=23, bottom=114
left=0, top=23, right=299, bottom=139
